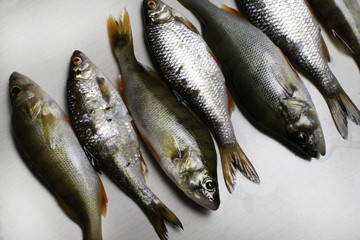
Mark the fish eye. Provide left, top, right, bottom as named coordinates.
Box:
left=72, top=57, right=82, bottom=66
left=297, top=132, right=308, bottom=145
left=147, top=0, right=157, bottom=9
left=11, top=86, right=21, bottom=97
left=203, top=178, right=216, bottom=192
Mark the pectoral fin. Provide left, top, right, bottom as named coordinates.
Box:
left=97, top=77, right=111, bottom=103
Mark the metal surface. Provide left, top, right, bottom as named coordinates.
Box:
left=1, top=0, right=360, bottom=239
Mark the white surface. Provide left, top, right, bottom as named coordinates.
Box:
left=1, top=1, right=360, bottom=240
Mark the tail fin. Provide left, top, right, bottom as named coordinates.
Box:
left=108, top=9, right=133, bottom=51
left=219, top=141, right=260, bottom=193
left=145, top=201, right=183, bottom=240
left=326, top=87, right=360, bottom=139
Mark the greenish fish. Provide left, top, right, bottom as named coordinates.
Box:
left=307, top=0, right=360, bottom=67
left=142, top=0, right=260, bottom=193
left=237, top=0, right=360, bottom=139
left=108, top=10, right=219, bottom=210
left=67, top=50, right=181, bottom=240
left=10, top=72, right=107, bottom=240
left=176, top=0, right=326, bottom=157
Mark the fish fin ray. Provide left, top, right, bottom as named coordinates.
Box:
left=145, top=201, right=183, bottom=240
left=98, top=176, right=108, bottom=217
left=321, top=37, right=331, bottom=62
left=117, top=75, right=128, bottom=107
left=96, top=77, right=111, bottom=103
left=83, top=146, right=102, bottom=173
left=331, top=29, right=355, bottom=55
left=227, top=88, right=235, bottom=116
left=220, top=142, right=260, bottom=193
left=221, top=4, right=249, bottom=21
left=108, top=10, right=133, bottom=49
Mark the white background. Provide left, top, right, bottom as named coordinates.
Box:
left=1, top=0, right=360, bottom=239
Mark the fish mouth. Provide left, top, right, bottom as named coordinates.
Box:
left=191, top=189, right=220, bottom=210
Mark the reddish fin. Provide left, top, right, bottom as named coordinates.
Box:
left=326, top=87, right=360, bottom=139
left=321, top=37, right=331, bottom=62
left=219, top=141, right=260, bottom=193
left=227, top=88, right=235, bottom=116
left=145, top=201, right=183, bottom=240
left=96, top=77, right=111, bottom=103
left=98, top=176, right=108, bottom=217
left=108, top=10, right=133, bottom=49
left=221, top=4, right=249, bottom=21
left=117, top=75, right=127, bottom=105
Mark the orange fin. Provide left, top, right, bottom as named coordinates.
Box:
left=227, top=88, right=235, bottom=116
left=220, top=141, right=260, bottom=193
left=98, top=176, right=108, bottom=217
left=117, top=75, right=127, bottom=105
left=221, top=4, right=249, bottom=21
left=96, top=77, right=111, bottom=103
left=145, top=200, right=183, bottom=240
left=108, top=10, right=133, bottom=49
left=321, top=37, right=331, bottom=62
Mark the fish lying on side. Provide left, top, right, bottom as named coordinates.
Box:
left=142, top=0, right=259, bottom=193
left=10, top=72, right=107, bottom=240
left=67, top=51, right=182, bottom=240
left=237, top=0, right=360, bottom=139
left=176, top=0, right=326, bottom=157
left=108, top=10, right=219, bottom=210
left=306, top=0, right=360, bottom=67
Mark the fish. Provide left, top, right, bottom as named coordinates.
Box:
left=237, top=0, right=360, bottom=139
left=306, top=0, right=360, bottom=67
left=67, top=50, right=182, bottom=240
left=108, top=10, right=219, bottom=210
left=9, top=72, right=107, bottom=240
left=176, top=0, right=326, bottom=157
left=142, top=0, right=259, bottom=193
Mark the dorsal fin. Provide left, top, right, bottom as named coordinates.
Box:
left=221, top=4, right=249, bottom=21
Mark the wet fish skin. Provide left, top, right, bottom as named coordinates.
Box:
left=237, top=0, right=360, bottom=139
left=176, top=0, right=325, bottom=157
left=67, top=50, right=182, bottom=240
left=9, top=72, right=107, bottom=240
left=307, top=0, right=360, bottom=67
left=143, top=0, right=260, bottom=192
left=108, top=10, right=219, bottom=210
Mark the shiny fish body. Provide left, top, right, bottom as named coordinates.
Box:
left=307, top=0, right=360, bottom=67
left=108, top=10, right=219, bottom=210
left=67, top=51, right=181, bottom=240
left=177, top=0, right=325, bottom=157
left=238, top=0, right=360, bottom=138
left=143, top=0, right=259, bottom=192
left=10, top=72, right=107, bottom=240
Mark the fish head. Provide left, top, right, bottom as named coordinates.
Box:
left=183, top=169, right=220, bottom=210
left=142, top=0, right=174, bottom=24
left=9, top=72, right=45, bottom=120
left=282, top=98, right=326, bottom=157
left=70, top=50, right=96, bottom=81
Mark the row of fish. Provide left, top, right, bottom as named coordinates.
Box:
left=9, top=0, right=360, bottom=239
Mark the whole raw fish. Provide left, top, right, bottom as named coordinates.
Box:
left=307, top=0, right=360, bottom=67
left=237, top=0, right=360, bottom=139
left=143, top=0, right=259, bottom=192
left=176, top=0, right=326, bottom=157
left=108, top=10, right=219, bottom=210
left=67, top=50, right=182, bottom=240
left=10, top=72, right=107, bottom=240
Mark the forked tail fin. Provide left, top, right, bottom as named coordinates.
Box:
left=326, top=87, right=360, bottom=139
left=145, top=200, right=183, bottom=240
left=219, top=141, right=260, bottom=193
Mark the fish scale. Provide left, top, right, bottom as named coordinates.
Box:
left=239, top=0, right=360, bottom=138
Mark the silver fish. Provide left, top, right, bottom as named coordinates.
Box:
left=237, top=0, right=360, bottom=139
left=176, top=0, right=325, bottom=157
left=10, top=72, right=107, bottom=240
left=143, top=0, right=260, bottom=192
left=67, top=51, right=182, bottom=240
left=108, top=10, right=220, bottom=210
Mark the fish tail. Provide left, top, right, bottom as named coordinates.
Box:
left=108, top=9, right=134, bottom=55
left=144, top=200, right=183, bottom=240
left=327, top=87, right=360, bottom=139
left=219, top=141, right=260, bottom=193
